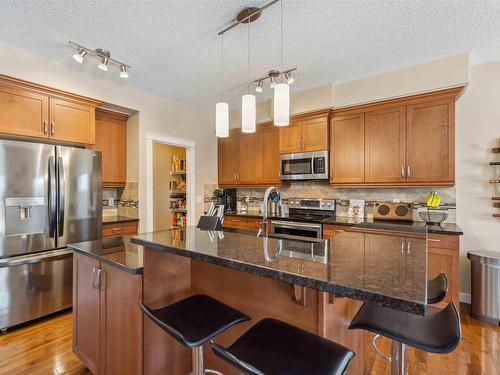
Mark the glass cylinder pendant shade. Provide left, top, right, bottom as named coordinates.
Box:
left=215, top=102, right=229, bottom=137
left=273, top=83, right=290, bottom=126
left=241, top=94, right=256, bottom=133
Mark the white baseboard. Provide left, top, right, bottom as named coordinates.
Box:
left=460, top=292, right=471, bottom=304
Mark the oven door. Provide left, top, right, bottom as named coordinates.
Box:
left=271, top=220, right=322, bottom=239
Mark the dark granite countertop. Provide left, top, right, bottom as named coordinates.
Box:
left=224, top=212, right=463, bottom=235
left=69, top=236, right=143, bottom=274
left=131, top=226, right=428, bottom=315
left=103, top=216, right=140, bottom=224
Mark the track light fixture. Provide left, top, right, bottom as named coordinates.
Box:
left=72, top=49, right=87, bottom=64
left=255, top=80, right=263, bottom=93
left=68, top=41, right=131, bottom=79
left=284, top=72, right=294, bottom=85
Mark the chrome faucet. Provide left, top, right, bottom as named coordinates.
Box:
left=257, top=186, right=284, bottom=237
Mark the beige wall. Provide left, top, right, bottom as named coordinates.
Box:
left=455, top=60, right=500, bottom=297
left=153, top=143, right=186, bottom=231
left=0, top=43, right=217, bottom=231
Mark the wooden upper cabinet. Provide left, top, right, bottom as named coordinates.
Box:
left=0, top=75, right=100, bottom=145
left=330, top=113, right=365, bottom=184
left=406, top=99, right=455, bottom=183
left=238, top=133, right=259, bottom=184
left=218, top=134, right=239, bottom=185
left=364, top=107, right=406, bottom=183
left=258, top=125, right=281, bottom=184
left=49, top=97, right=96, bottom=144
left=0, top=83, right=49, bottom=139
left=301, top=115, right=329, bottom=152
left=91, top=110, right=127, bottom=187
left=279, top=112, right=330, bottom=154
left=278, top=120, right=302, bottom=154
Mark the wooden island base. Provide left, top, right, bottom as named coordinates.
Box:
left=143, top=248, right=368, bottom=375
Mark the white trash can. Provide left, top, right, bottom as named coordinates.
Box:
left=467, top=251, right=500, bottom=325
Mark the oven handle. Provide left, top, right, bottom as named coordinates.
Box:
left=271, top=220, right=322, bottom=229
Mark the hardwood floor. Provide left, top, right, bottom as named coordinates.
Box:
left=0, top=308, right=498, bottom=374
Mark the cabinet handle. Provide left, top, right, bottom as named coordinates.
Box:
left=406, top=241, right=411, bottom=254
left=92, top=267, right=98, bottom=289
left=427, top=238, right=441, bottom=242
left=301, top=139, right=305, bottom=150
left=297, top=139, right=301, bottom=150
left=111, top=227, right=121, bottom=232
left=50, top=122, right=55, bottom=136
left=407, top=166, right=411, bottom=178
left=97, top=269, right=105, bottom=290
left=401, top=240, right=405, bottom=254
left=401, top=165, right=405, bottom=178
left=43, top=121, right=48, bottom=134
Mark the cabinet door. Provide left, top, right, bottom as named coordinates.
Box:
left=49, top=97, right=96, bottom=144
left=218, top=135, right=239, bottom=185
left=258, top=126, right=281, bottom=184
left=0, top=83, right=49, bottom=138
left=330, top=114, right=365, bottom=183
left=406, top=100, right=454, bottom=183
left=365, top=107, right=406, bottom=183
left=238, top=133, right=259, bottom=184
left=92, top=110, right=127, bottom=186
left=279, top=121, right=302, bottom=154
left=73, top=252, right=101, bottom=374
left=302, top=116, right=329, bottom=151
left=100, top=264, right=143, bottom=375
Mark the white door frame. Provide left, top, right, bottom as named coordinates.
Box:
left=145, top=134, right=196, bottom=233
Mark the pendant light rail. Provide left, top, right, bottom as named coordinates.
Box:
left=218, top=0, right=280, bottom=35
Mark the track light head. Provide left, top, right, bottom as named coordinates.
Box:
left=255, top=80, right=263, bottom=93
left=96, top=49, right=111, bottom=71
left=72, top=49, right=87, bottom=64
left=285, top=72, right=294, bottom=85
left=119, top=65, right=129, bottom=79
left=270, top=76, right=276, bottom=88
left=98, top=58, right=109, bottom=71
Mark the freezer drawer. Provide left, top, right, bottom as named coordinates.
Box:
left=0, top=250, right=73, bottom=331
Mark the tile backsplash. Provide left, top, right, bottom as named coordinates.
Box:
left=204, top=182, right=457, bottom=223
left=102, top=181, right=139, bottom=218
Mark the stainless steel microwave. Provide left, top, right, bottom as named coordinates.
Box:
left=280, top=150, right=329, bottom=181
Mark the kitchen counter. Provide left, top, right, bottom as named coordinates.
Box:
left=224, top=212, right=463, bottom=235
left=103, top=215, right=140, bottom=224
left=131, top=226, right=428, bottom=314
left=69, top=236, right=143, bottom=274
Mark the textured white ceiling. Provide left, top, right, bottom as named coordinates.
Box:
left=1, top=0, right=500, bottom=111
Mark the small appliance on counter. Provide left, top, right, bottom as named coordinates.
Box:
left=223, top=188, right=237, bottom=213
left=372, top=201, right=413, bottom=222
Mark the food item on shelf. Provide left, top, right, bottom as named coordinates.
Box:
left=426, top=191, right=442, bottom=208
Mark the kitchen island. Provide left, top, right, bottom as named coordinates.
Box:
left=131, top=226, right=428, bottom=375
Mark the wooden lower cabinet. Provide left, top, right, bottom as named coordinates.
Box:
left=323, top=225, right=460, bottom=310
left=223, top=215, right=262, bottom=231
left=73, top=252, right=143, bottom=375
left=102, top=221, right=138, bottom=238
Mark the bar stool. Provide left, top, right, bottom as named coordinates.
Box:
left=211, top=318, right=355, bottom=375
left=139, top=294, right=250, bottom=375
left=349, top=273, right=460, bottom=375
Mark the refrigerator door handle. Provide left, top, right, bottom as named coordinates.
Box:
left=58, top=156, right=65, bottom=237
left=0, top=249, right=72, bottom=268
left=48, top=156, right=57, bottom=238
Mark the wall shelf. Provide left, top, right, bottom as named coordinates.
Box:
left=490, top=162, right=500, bottom=166
left=170, top=208, right=187, bottom=212
left=493, top=147, right=500, bottom=153
left=170, top=171, right=186, bottom=176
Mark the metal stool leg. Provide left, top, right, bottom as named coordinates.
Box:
left=189, top=344, right=224, bottom=375
left=390, top=341, right=407, bottom=375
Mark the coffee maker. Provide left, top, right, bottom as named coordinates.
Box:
left=223, top=188, right=237, bottom=213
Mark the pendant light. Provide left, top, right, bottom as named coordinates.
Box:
left=242, top=19, right=256, bottom=133
left=216, top=34, right=229, bottom=137
left=274, top=0, right=290, bottom=127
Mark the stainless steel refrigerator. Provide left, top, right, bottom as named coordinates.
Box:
left=0, top=139, right=102, bottom=331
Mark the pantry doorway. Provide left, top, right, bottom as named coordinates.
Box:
left=145, top=135, right=195, bottom=233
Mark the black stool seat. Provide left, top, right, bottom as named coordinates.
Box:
left=427, top=272, right=448, bottom=304
left=139, top=294, right=250, bottom=348
left=349, top=301, right=460, bottom=354
left=211, top=318, right=355, bottom=375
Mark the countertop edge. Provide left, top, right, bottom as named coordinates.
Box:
left=131, top=237, right=425, bottom=315
left=69, top=245, right=143, bottom=275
